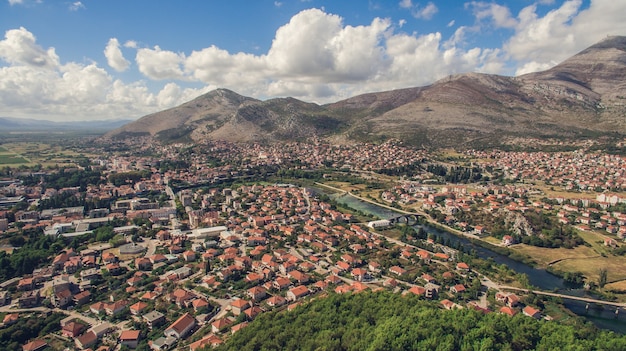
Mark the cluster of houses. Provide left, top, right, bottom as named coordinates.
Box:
left=382, top=182, right=626, bottom=245
left=1, top=182, right=553, bottom=350
left=7, top=141, right=622, bottom=350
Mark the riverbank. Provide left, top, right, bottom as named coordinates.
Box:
left=316, top=181, right=539, bottom=267
left=313, top=181, right=626, bottom=333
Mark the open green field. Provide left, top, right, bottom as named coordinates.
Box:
left=0, top=154, right=28, bottom=164
left=0, top=141, right=96, bottom=168
left=512, top=243, right=600, bottom=267
left=553, top=256, right=626, bottom=283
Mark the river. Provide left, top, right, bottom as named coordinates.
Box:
left=326, top=191, right=626, bottom=333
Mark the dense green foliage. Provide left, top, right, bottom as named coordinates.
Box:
left=0, top=234, right=63, bottom=280
left=215, top=292, right=626, bottom=351
left=20, top=168, right=104, bottom=189
left=108, top=170, right=151, bottom=186
left=0, top=312, right=64, bottom=350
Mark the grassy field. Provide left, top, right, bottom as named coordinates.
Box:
left=605, top=280, right=626, bottom=292
left=552, top=256, right=626, bottom=283
left=576, top=230, right=613, bottom=256
left=512, top=244, right=599, bottom=267
left=0, top=154, right=29, bottom=164
left=511, top=228, right=626, bottom=284
left=0, top=142, right=94, bottom=168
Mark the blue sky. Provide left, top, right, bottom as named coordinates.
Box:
left=0, top=0, right=623, bottom=121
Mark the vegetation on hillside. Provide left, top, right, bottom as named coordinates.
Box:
left=213, top=292, right=626, bottom=351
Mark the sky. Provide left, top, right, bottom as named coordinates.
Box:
left=0, top=0, right=625, bottom=122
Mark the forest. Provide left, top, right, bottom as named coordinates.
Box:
left=213, top=291, right=626, bottom=351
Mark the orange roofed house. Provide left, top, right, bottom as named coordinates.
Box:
left=164, top=312, right=196, bottom=339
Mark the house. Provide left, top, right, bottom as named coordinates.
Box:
left=416, top=251, right=431, bottom=263
left=450, top=284, right=466, bottom=294
left=51, top=288, right=72, bottom=308
left=456, top=262, right=470, bottom=272
left=287, top=285, right=309, bottom=301
left=247, top=286, right=267, bottom=301
left=288, top=270, right=310, bottom=284
left=120, top=330, right=141, bottom=349
left=61, top=321, right=86, bottom=338
left=506, top=294, right=520, bottom=307
left=22, top=339, right=47, bottom=351
left=389, top=266, right=407, bottom=276
left=502, top=235, right=515, bottom=246
left=164, top=312, right=196, bottom=339
left=351, top=268, right=369, bottom=282
left=243, top=306, right=263, bottom=320
left=182, top=250, right=196, bottom=262
left=211, top=317, right=233, bottom=334
left=231, top=322, right=248, bottom=334
left=18, top=290, right=40, bottom=308
left=266, top=295, right=286, bottom=308
left=90, top=301, right=106, bottom=314
left=273, top=276, right=291, bottom=290
left=523, top=305, right=542, bottom=319
left=3, top=313, right=19, bottom=325
left=75, top=331, right=98, bottom=349
left=440, top=299, right=460, bottom=310
left=104, top=300, right=128, bottom=315
left=130, top=301, right=149, bottom=315
left=230, top=299, right=250, bottom=316
left=499, top=306, right=518, bottom=317
left=192, top=298, right=210, bottom=313
left=368, top=261, right=382, bottom=273
left=142, top=310, right=165, bottom=329
left=140, top=291, right=160, bottom=301
left=169, top=288, right=196, bottom=307
left=149, top=336, right=177, bottom=351
left=189, top=334, right=223, bottom=351
left=73, top=290, right=91, bottom=306
left=407, top=286, right=426, bottom=296
left=135, top=257, right=153, bottom=271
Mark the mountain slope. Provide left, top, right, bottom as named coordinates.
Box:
left=105, top=36, right=626, bottom=146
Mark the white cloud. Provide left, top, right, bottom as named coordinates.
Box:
left=104, top=38, right=130, bottom=72
left=414, top=2, right=438, bottom=20
left=274, top=1, right=282, bottom=7
left=8, top=0, right=24, bottom=5
left=3, top=3, right=625, bottom=121
left=124, top=40, right=138, bottom=49
left=69, top=1, right=84, bottom=11
left=135, top=45, right=186, bottom=80
left=447, top=20, right=455, bottom=27
left=398, top=19, right=407, bottom=27
left=0, top=27, right=200, bottom=121
left=0, top=27, right=59, bottom=68
left=467, top=1, right=517, bottom=28
left=515, top=61, right=555, bottom=76
left=505, top=0, right=626, bottom=75
left=399, top=0, right=412, bottom=9
left=400, top=1, right=438, bottom=20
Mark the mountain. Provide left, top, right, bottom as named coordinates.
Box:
left=0, top=117, right=133, bottom=132
left=105, top=36, right=626, bottom=147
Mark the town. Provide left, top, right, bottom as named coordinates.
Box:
left=1, top=137, right=626, bottom=351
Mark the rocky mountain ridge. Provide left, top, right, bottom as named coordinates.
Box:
left=104, top=36, right=626, bottom=147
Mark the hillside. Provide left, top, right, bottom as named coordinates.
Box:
left=104, top=36, right=626, bottom=147
left=214, top=292, right=626, bottom=351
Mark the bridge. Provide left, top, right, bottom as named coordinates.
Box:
left=388, top=214, right=420, bottom=225
left=499, top=286, right=626, bottom=308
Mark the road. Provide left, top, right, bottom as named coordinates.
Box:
left=499, top=286, right=626, bottom=308
left=0, top=305, right=104, bottom=328
left=144, top=237, right=157, bottom=257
